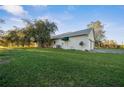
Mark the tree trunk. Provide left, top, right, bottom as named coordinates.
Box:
left=37, top=41, right=42, bottom=47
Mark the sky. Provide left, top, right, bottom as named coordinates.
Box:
left=0, top=5, right=124, bottom=44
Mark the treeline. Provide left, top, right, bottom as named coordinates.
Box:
left=0, top=19, right=58, bottom=47
left=96, top=39, right=124, bottom=48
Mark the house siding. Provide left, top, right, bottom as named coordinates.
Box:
left=51, top=30, right=95, bottom=51
left=88, top=30, right=95, bottom=50
left=52, top=35, right=92, bottom=51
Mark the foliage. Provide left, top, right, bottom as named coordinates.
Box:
left=95, top=39, right=121, bottom=49
left=0, top=19, right=58, bottom=47
left=87, top=20, right=105, bottom=47
left=0, top=19, right=5, bottom=46
left=101, top=39, right=118, bottom=48
left=33, top=19, right=58, bottom=47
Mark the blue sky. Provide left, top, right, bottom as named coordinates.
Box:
left=0, top=5, right=124, bottom=44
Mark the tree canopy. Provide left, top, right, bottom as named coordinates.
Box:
left=87, top=20, right=105, bottom=41
left=0, top=19, right=58, bottom=47
left=87, top=20, right=105, bottom=47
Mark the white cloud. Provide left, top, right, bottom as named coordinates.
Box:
left=38, top=15, right=66, bottom=34
left=37, top=11, right=75, bottom=34
left=40, top=15, right=61, bottom=25
left=0, top=5, right=28, bottom=16
left=9, top=18, right=23, bottom=22
left=2, top=17, right=25, bottom=31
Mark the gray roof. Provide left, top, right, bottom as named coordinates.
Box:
left=51, top=29, right=92, bottom=39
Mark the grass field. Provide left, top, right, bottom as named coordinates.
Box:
left=0, top=48, right=124, bottom=87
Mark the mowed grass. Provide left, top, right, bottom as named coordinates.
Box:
left=0, top=48, right=124, bottom=87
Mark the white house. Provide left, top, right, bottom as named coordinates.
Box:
left=51, top=29, right=95, bottom=51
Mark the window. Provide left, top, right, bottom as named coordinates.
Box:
left=61, top=37, right=69, bottom=41
left=54, top=41, right=56, bottom=44
left=79, top=41, right=84, bottom=46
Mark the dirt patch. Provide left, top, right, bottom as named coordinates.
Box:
left=0, top=57, right=10, bottom=64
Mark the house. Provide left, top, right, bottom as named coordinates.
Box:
left=51, top=29, right=95, bottom=51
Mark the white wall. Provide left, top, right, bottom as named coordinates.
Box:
left=52, top=35, right=92, bottom=51
left=88, top=30, right=95, bottom=50
left=88, top=30, right=95, bottom=42
left=51, top=30, right=95, bottom=51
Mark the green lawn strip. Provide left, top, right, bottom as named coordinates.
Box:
left=0, top=48, right=124, bottom=86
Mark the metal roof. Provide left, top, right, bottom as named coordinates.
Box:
left=51, top=29, right=92, bottom=39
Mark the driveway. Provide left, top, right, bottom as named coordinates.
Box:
left=92, top=49, right=124, bottom=54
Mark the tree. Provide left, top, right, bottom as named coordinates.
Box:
left=101, top=39, right=118, bottom=48
left=16, top=29, right=26, bottom=47
left=33, top=19, right=58, bottom=47
left=0, top=19, right=5, bottom=46
left=21, top=18, right=35, bottom=47
left=87, top=20, right=105, bottom=47
left=6, top=29, right=19, bottom=46
left=0, top=19, right=5, bottom=35
left=0, top=19, right=58, bottom=47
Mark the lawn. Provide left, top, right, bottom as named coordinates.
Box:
left=0, top=48, right=124, bottom=87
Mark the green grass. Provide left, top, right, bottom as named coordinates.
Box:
left=0, top=48, right=124, bottom=87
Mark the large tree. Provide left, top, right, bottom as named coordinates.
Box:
left=6, top=29, right=19, bottom=46
left=0, top=19, right=58, bottom=47
left=21, top=19, right=36, bottom=46
left=87, top=20, right=105, bottom=47
left=0, top=19, right=5, bottom=46
left=33, top=19, right=58, bottom=47
left=0, top=19, right=5, bottom=34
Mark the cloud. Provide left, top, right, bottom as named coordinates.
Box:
left=37, top=10, right=75, bottom=34
left=1, top=17, right=25, bottom=31
left=0, top=5, right=28, bottom=16
left=39, top=15, right=62, bottom=29
left=38, top=15, right=67, bottom=34
left=9, top=18, right=23, bottom=23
